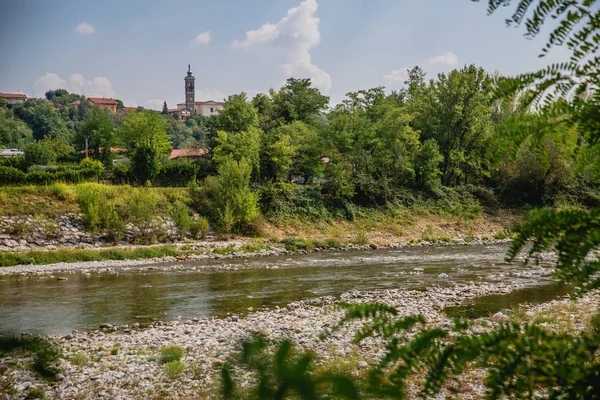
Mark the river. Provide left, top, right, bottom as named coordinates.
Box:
left=0, top=244, right=562, bottom=336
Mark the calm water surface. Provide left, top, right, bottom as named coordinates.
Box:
left=0, top=245, right=560, bottom=336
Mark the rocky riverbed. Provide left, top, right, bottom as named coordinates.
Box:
left=0, top=238, right=513, bottom=277
left=3, top=279, right=591, bottom=399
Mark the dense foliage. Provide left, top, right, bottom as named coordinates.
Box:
left=219, top=0, right=600, bottom=398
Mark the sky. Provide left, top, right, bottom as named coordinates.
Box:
left=0, top=0, right=568, bottom=109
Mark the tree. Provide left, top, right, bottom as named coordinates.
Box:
left=166, top=119, right=194, bottom=149
left=271, top=121, right=323, bottom=183
left=77, top=107, right=116, bottom=164
left=13, top=99, right=70, bottom=141
left=213, top=127, right=262, bottom=176
left=414, top=139, right=444, bottom=191
left=216, top=93, right=259, bottom=133
left=0, top=113, right=33, bottom=149
left=24, top=141, right=56, bottom=167
left=270, top=78, right=330, bottom=124
left=162, top=101, right=169, bottom=115
left=120, top=110, right=171, bottom=183
left=415, top=65, right=494, bottom=186
left=115, top=99, right=124, bottom=110
left=195, top=158, right=260, bottom=234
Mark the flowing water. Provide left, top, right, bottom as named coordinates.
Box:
left=0, top=245, right=562, bottom=336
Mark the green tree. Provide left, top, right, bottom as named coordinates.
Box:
left=415, top=65, right=494, bottom=186
left=414, top=139, right=444, bottom=191
left=162, top=101, right=169, bottom=115
left=24, top=141, right=56, bottom=167
left=120, top=110, right=171, bottom=183
left=216, top=93, right=259, bottom=133
left=77, top=107, right=116, bottom=164
left=270, top=78, right=330, bottom=124
left=197, top=158, right=260, bottom=234
left=13, top=99, right=71, bottom=141
left=0, top=112, right=33, bottom=148
left=272, top=121, right=323, bottom=183
left=213, top=127, right=262, bottom=175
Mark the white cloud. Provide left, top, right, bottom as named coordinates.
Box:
left=75, top=22, right=95, bottom=36
left=35, top=73, right=115, bottom=97
left=197, top=88, right=226, bottom=102
left=145, top=99, right=165, bottom=110
left=428, top=52, right=459, bottom=68
left=191, top=31, right=212, bottom=46
left=232, top=0, right=332, bottom=94
left=383, top=67, right=409, bottom=86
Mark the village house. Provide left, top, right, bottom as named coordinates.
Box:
left=168, top=148, right=208, bottom=160
left=88, top=97, right=118, bottom=113
left=0, top=92, right=27, bottom=108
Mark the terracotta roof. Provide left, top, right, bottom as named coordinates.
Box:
left=119, top=107, right=138, bottom=112
left=78, top=147, right=128, bottom=154
left=168, top=148, right=208, bottom=160
left=0, top=92, right=27, bottom=99
left=89, top=97, right=118, bottom=105
left=176, top=100, right=225, bottom=106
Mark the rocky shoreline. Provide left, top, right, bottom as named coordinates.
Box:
left=1, top=280, right=542, bottom=399
left=0, top=238, right=513, bottom=277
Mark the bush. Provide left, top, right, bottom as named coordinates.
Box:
left=0, top=166, right=26, bottom=184
left=190, top=216, right=209, bottom=239
left=192, top=158, right=259, bottom=234
left=24, top=142, right=56, bottom=168
left=159, top=345, right=184, bottom=364
left=128, top=187, right=161, bottom=243
left=169, top=202, right=192, bottom=238
left=155, top=161, right=199, bottom=187
left=113, top=163, right=129, bottom=184
left=49, top=182, right=75, bottom=201
left=79, top=158, right=104, bottom=175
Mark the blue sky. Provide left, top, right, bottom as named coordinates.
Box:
left=0, top=0, right=567, bottom=109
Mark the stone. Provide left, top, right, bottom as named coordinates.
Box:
left=438, top=273, right=449, bottom=279
left=369, top=243, right=378, bottom=250
left=357, top=361, right=368, bottom=368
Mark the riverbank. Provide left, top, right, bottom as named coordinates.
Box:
left=0, top=237, right=513, bottom=276
left=1, top=282, right=596, bottom=399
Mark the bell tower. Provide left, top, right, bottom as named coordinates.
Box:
left=184, top=64, right=195, bottom=113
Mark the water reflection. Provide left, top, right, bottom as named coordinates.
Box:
left=0, top=245, right=557, bottom=336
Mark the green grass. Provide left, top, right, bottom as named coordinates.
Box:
left=0, top=245, right=191, bottom=267
left=159, top=345, right=184, bottom=364
left=163, top=360, right=185, bottom=379
left=70, top=352, right=89, bottom=366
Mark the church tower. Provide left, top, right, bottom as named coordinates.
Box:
left=184, top=64, right=195, bottom=113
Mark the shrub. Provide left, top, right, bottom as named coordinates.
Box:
left=49, top=182, right=74, bottom=201
left=0, top=166, right=26, bottom=184
left=79, top=158, right=104, bottom=175
left=113, top=163, right=129, bottom=184
left=190, top=216, right=209, bottom=239
left=155, top=161, right=199, bottom=187
left=192, top=158, right=259, bottom=234
left=24, top=142, right=56, bottom=168
left=159, top=345, right=184, bottom=364
left=163, top=360, right=185, bottom=380
left=128, top=187, right=160, bottom=243
left=353, top=231, right=370, bottom=245
left=168, top=202, right=192, bottom=238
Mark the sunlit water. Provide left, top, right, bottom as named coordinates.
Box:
left=0, top=245, right=562, bottom=336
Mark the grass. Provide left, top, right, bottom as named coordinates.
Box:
left=0, top=336, right=62, bottom=380
left=163, top=360, right=185, bottom=379
left=0, top=245, right=192, bottom=267
left=0, top=184, right=187, bottom=218
left=281, top=237, right=344, bottom=251
left=70, top=352, right=89, bottom=367
left=159, top=345, right=184, bottom=364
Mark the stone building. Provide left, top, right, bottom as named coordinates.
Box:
left=89, top=97, right=118, bottom=113
left=169, top=65, right=224, bottom=117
